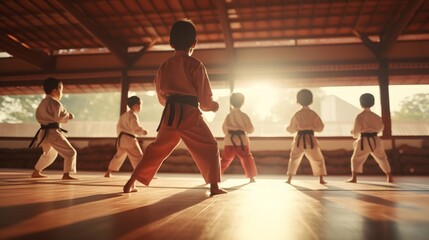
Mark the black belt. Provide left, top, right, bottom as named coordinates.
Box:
left=297, top=130, right=314, bottom=149
left=116, top=131, right=136, bottom=148
left=156, top=95, right=198, bottom=131
left=360, top=132, right=377, bottom=151
left=28, top=123, right=68, bottom=148
left=229, top=130, right=246, bottom=151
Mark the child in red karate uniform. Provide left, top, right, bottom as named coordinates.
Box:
left=123, top=19, right=226, bottom=195
left=221, top=93, right=258, bottom=183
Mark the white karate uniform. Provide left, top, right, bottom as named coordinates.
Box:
left=350, top=108, right=391, bottom=173
left=33, top=95, right=76, bottom=173
left=222, top=108, right=253, bottom=147
left=107, top=110, right=147, bottom=171
left=286, top=106, right=327, bottom=176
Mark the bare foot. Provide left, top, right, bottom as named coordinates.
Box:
left=210, top=188, right=228, bottom=196
left=346, top=178, right=357, bottom=183
left=104, top=172, right=111, bottom=178
left=285, top=176, right=292, bottom=184
left=123, top=179, right=136, bottom=193
left=319, top=176, right=327, bottom=184
left=387, top=177, right=394, bottom=183
left=62, top=174, right=78, bottom=180
left=249, top=177, right=256, bottom=183
left=210, top=183, right=228, bottom=196
left=31, top=171, right=48, bottom=178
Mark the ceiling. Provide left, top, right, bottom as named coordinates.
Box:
left=0, top=0, right=429, bottom=95
left=1, top=0, right=429, bottom=62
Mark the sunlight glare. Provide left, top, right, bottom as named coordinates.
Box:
left=238, top=82, right=280, bottom=121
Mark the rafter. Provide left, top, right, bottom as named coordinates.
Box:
left=379, top=0, right=425, bottom=58
left=214, top=0, right=234, bottom=56
left=0, top=32, right=55, bottom=70
left=128, top=39, right=159, bottom=67
left=353, top=30, right=380, bottom=58
left=56, top=0, right=129, bottom=66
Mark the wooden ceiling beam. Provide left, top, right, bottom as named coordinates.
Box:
left=214, top=0, right=234, bottom=56
left=0, top=32, right=55, bottom=70
left=128, top=39, right=159, bottom=67
left=379, top=0, right=425, bottom=58
left=56, top=0, right=129, bottom=67
left=352, top=30, right=380, bottom=58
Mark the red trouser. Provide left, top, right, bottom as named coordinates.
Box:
left=221, top=145, right=258, bottom=178
left=131, top=104, right=221, bottom=185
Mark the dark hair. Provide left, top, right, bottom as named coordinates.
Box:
left=43, top=77, right=62, bottom=94
left=127, top=96, right=141, bottom=108
left=230, top=93, right=245, bottom=108
left=170, top=19, right=197, bottom=50
left=297, top=89, right=313, bottom=106
left=359, top=93, right=375, bottom=108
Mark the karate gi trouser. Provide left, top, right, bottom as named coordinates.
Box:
left=287, top=137, right=327, bottom=176
left=108, top=136, right=143, bottom=171
left=350, top=137, right=391, bottom=173
left=131, top=121, right=221, bottom=186
left=34, top=129, right=77, bottom=173
left=221, top=145, right=258, bottom=178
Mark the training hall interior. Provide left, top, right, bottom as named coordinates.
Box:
left=1, top=0, right=429, bottom=239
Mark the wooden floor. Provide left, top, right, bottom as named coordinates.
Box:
left=1, top=169, right=429, bottom=240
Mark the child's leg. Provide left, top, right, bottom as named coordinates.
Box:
left=220, top=146, right=236, bottom=174
left=130, top=129, right=181, bottom=186
left=32, top=144, right=58, bottom=178
left=305, top=147, right=327, bottom=184
left=105, top=148, right=128, bottom=177
left=286, top=145, right=305, bottom=184
left=348, top=140, right=370, bottom=182
left=49, top=133, right=77, bottom=178
left=236, top=146, right=258, bottom=181
left=180, top=121, right=225, bottom=194
left=370, top=139, right=393, bottom=183
left=127, top=140, right=144, bottom=170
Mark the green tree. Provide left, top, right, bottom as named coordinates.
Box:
left=392, top=93, right=429, bottom=120
left=61, top=92, right=121, bottom=121
left=0, top=95, right=42, bottom=123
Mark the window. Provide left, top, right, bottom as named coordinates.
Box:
left=61, top=92, right=120, bottom=137
left=0, top=94, right=43, bottom=137
left=389, top=84, right=429, bottom=136
left=0, top=92, right=121, bottom=137
left=233, top=82, right=381, bottom=137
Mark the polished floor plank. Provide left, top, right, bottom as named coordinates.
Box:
left=1, top=169, right=429, bottom=240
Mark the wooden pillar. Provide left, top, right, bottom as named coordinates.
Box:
left=229, top=50, right=236, bottom=93
left=120, top=69, right=129, bottom=115
left=378, top=59, right=392, bottom=138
